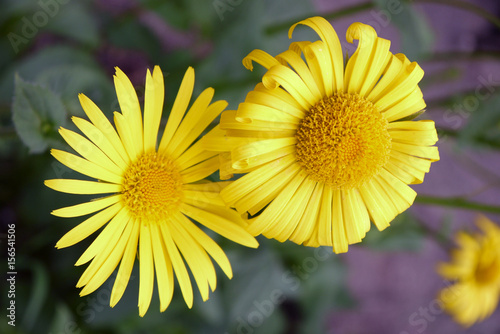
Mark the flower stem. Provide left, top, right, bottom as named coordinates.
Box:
left=415, top=195, right=500, bottom=213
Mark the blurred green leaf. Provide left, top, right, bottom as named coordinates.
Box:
left=373, top=0, right=434, bottom=59
left=298, top=256, right=353, bottom=334
left=223, top=246, right=288, bottom=333
left=21, top=261, right=49, bottom=331
left=0, top=46, right=97, bottom=104
left=12, top=74, right=67, bottom=153
left=459, top=93, right=500, bottom=145
left=45, top=2, right=99, bottom=48
left=362, top=212, right=425, bottom=251
left=35, top=64, right=115, bottom=118
left=49, top=302, right=77, bottom=334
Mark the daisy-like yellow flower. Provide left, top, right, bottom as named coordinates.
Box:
left=45, top=66, right=258, bottom=316
left=438, top=216, right=500, bottom=327
left=206, top=16, right=439, bottom=253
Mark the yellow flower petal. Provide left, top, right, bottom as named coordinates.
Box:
left=331, top=189, right=348, bottom=253
left=374, top=59, right=424, bottom=112
left=180, top=203, right=258, bottom=248
left=230, top=137, right=296, bottom=170
left=276, top=49, right=322, bottom=101
left=250, top=168, right=307, bottom=237
left=180, top=155, right=219, bottom=184
left=358, top=178, right=397, bottom=231
left=245, top=84, right=305, bottom=119
left=143, top=66, right=164, bottom=152
left=114, top=67, right=143, bottom=154
left=110, top=220, right=139, bottom=307
left=159, top=223, right=194, bottom=308
left=262, top=64, right=317, bottom=109
left=391, top=141, right=440, bottom=161
left=220, top=154, right=296, bottom=207
left=382, top=87, right=425, bottom=122
left=78, top=94, right=130, bottom=164
left=114, top=111, right=139, bottom=161
left=243, top=49, right=281, bottom=71
left=262, top=170, right=311, bottom=242
left=55, top=202, right=121, bottom=248
left=367, top=53, right=404, bottom=102
left=149, top=223, right=174, bottom=312
left=166, top=87, right=214, bottom=155
left=72, top=117, right=128, bottom=170
left=179, top=212, right=233, bottom=279
left=170, top=219, right=216, bottom=301
left=75, top=207, right=129, bottom=267
left=79, top=218, right=132, bottom=297
left=59, top=127, right=122, bottom=174
left=342, top=188, right=370, bottom=245
left=52, top=195, right=119, bottom=218
left=51, top=149, right=122, bottom=184
left=45, top=179, right=121, bottom=195
left=289, top=16, right=344, bottom=92
left=159, top=67, right=194, bottom=152
left=302, top=40, right=332, bottom=97
left=138, top=223, right=154, bottom=317
left=289, top=181, right=322, bottom=245
left=316, top=185, right=333, bottom=247
left=267, top=176, right=316, bottom=243
left=170, top=100, right=227, bottom=160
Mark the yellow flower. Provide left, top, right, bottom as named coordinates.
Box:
left=206, top=17, right=439, bottom=253
left=45, top=66, right=258, bottom=316
left=438, top=216, right=500, bottom=327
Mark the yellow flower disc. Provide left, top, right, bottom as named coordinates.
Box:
left=295, top=92, right=391, bottom=189
left=121, top=152, right=183, bottom=222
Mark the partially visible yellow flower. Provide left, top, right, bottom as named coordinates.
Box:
left=438, top=216, right=500, bottom=327
left=206, top=16, right=439, bottom=253
left=45, top=66, right=258, bottom=316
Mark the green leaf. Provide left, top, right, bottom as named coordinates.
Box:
left=48, top=302, right=77, bottom=334
left=45, top=2, right=99, bottom=48
left=362, top=212, right=425, bottom=251
left=298, top=256, right=354, bottom=333
left=12, top=74, right=67, bottom=153
left=0, top=46, right=97, bottom=104
left=223, top=245, right=288, bottom=333
left=21, top=261, right=49, bottom=331
left=35, top=64, right=115, bottom=118
left=459, top=93, right=500, bottom=145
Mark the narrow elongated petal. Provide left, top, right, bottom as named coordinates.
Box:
left=160, top=223, right=194, bottom=308
left=110, top=220, right=140, bottom=307
left=180, top=203, right=258, bottom=248
left=56, top=203, right=121, bottom=248
left=78, top=94, right=130, bottom=164
left=45, top=179, right=121, bottom=194
left=52, top=195, right=119, bottom=218
left=159, top=67, right=194, bottom=152
left=114, top=67, right=143, bottom=153
left=143, top=67, right=164, bottom=152
left=138, top=223, right=154, bottom=316
left=51, top=149, right=122, bottom=184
